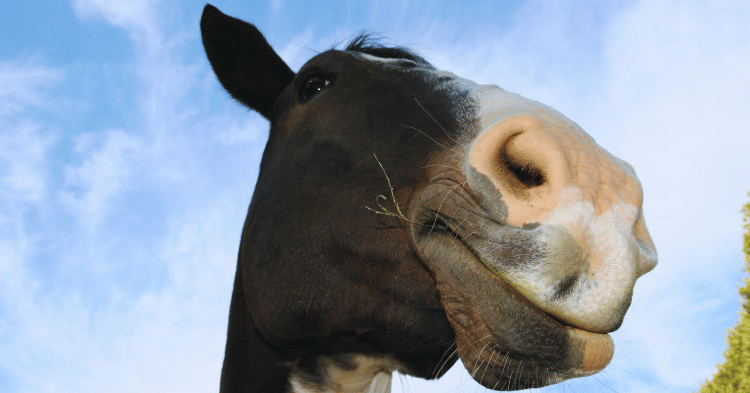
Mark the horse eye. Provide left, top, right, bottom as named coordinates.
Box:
left=300, top=75, right=331, bottom=101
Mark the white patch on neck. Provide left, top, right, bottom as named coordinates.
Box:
left=289, top=354, right=400, bottom=393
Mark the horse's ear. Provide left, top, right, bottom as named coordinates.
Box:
left=201, top=4, right=294, bottom=121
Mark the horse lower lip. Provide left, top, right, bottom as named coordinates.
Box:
left=566, top=327, right=614, bottom=376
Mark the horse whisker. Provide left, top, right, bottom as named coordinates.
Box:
left=402, top=124, right=462, bottom=155
left=413, top=97, right=459, bottom=143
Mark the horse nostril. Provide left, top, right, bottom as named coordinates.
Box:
left=500, top=133, right=547, bottom=190
left=502, top=154, right=546, bottom=188
left=468, top=116, right=564, bottom=226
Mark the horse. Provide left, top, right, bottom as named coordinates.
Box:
left=200, top=4, right=657, bottom=392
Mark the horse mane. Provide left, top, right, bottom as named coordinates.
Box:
left=344, top=33, right=433, bottom=67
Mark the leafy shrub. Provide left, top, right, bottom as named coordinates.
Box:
left=699, top=194, right=750, bottom=392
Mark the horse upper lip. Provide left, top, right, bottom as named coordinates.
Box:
left=415, top=211, right=596, bottom=333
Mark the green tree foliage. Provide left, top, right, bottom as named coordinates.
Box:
left=700, top=193, right=750, bottom=392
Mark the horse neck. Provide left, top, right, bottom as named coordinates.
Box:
left=220, top=265, right=293, bottom=393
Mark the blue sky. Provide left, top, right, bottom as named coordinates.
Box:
left=1, top=0, right=749, bottom=392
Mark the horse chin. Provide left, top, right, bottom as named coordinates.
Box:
left=411, top=219, right=614, bottom=390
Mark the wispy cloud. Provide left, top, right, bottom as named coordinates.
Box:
left=60, top=129, right=143, bottom=230
left=0, top=59, right=70, bottom=392
left=0, top=62, right=62, bottom=117
left=396, top=0, right=750, bottom=391
left=3, top=0, right=749, bottom=392
left=599, top=0, right=750, bottom=389
left=72, top=0, right=162, bottom=54
left=0, top=121, right=55, bottom=204
left=0, top=0, right=261, bottom=391
left=0, top=62, right=60, bottom=204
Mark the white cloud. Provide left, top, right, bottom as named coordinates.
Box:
left=0, top=197, right=239, bottom=393
left=5, top=0, right=750, bottom=392
left=0, top=62, right=60, bottom=352
left=60, top=129, right=142, bottom=230
left=0, top=120, right=55, bottom=204
left=0, top=62, right=59, bottom=205
left=392, top=0, right=750, bottom=391
left=73, top=0, right=161, bottom=53
left=594, top=0, right=750, bottom=389
left=0, top=2, right=254, bottom=392
left=0, top=61, right=62, bottom=116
